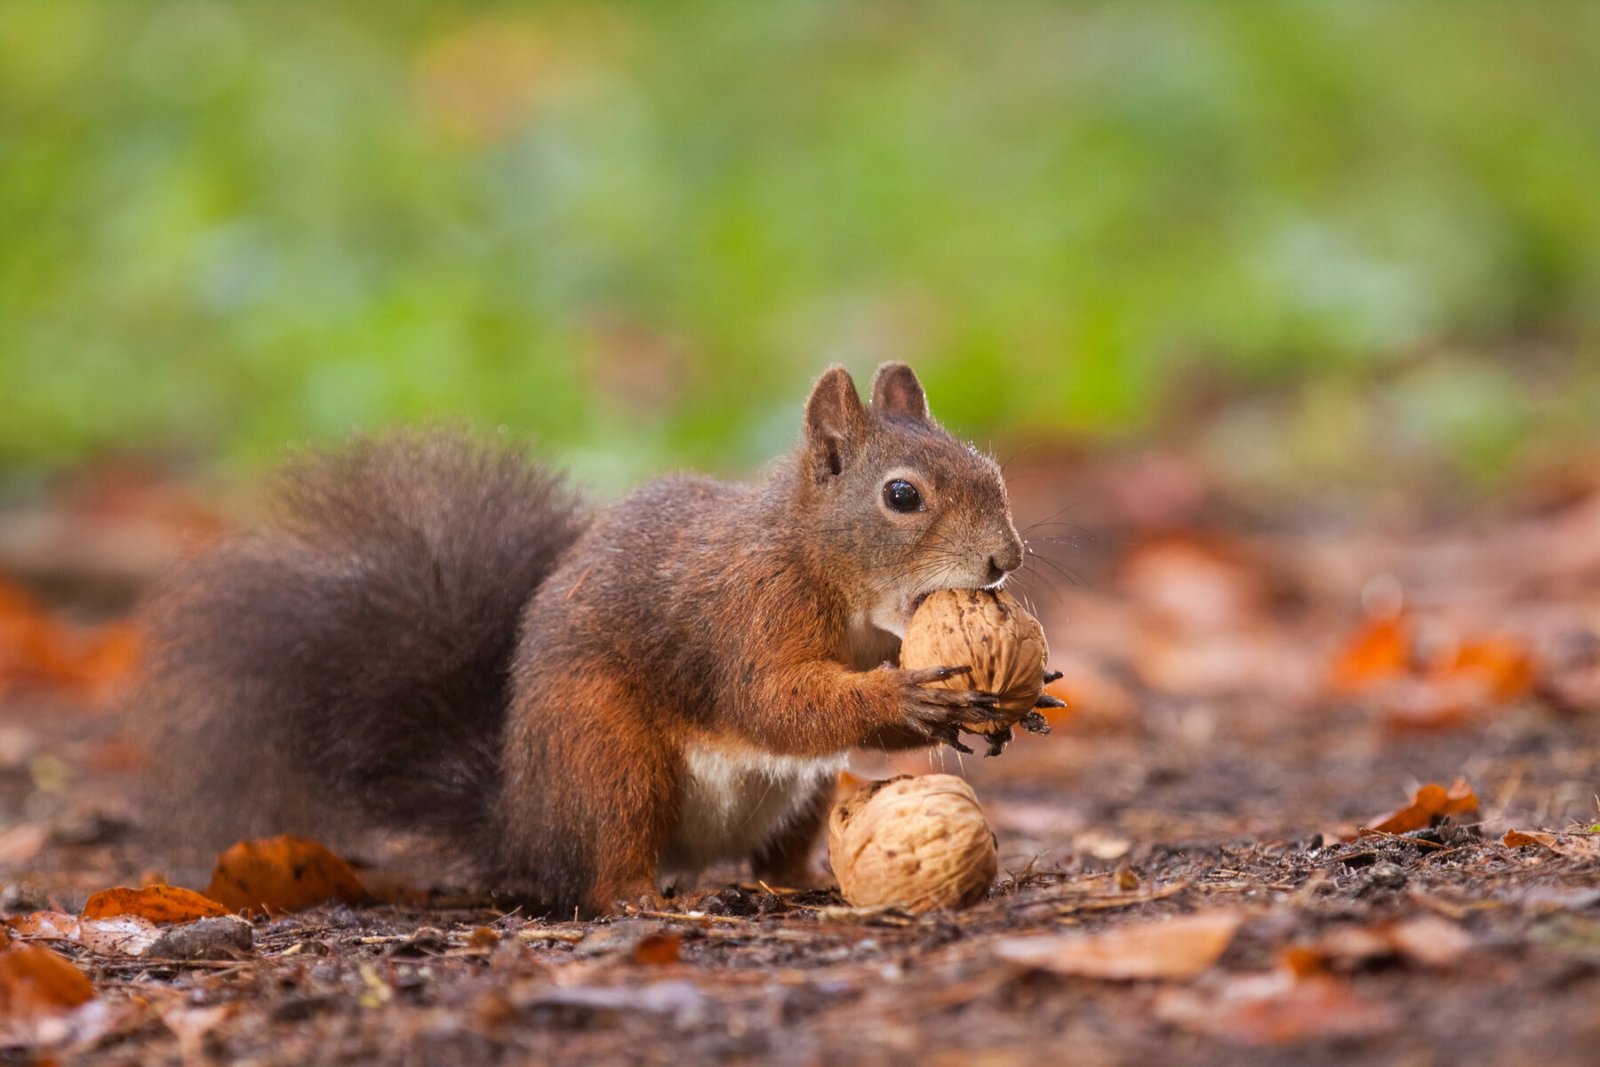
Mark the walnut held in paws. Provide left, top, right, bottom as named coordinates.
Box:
left=899, top=588, right=1050, bottom=753
left=827, top=774, right=998, bottom=913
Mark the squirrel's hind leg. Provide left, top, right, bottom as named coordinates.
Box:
left=498, top=673, right=678, bottom=917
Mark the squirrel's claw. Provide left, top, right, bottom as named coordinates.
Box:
left=905, top=664, right=974, bottom=686
left=1042, top=669, right=1063, bottom=685
left=939, top=727, right=975, bottom=754
left=1018, top=709, right=1051, bottom=734
left=982, top=726, right=1013, bottom=757
left=1035, top=694, right=1066, bottom=709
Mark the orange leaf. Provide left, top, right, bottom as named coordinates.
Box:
left=1446, top=637, right=1535, bottom=702
left=1503, top=829, right=1600, bottom=859
left=0, top=944, right=94, bottom=1016
left=0, top=574, right=143, bottom=706
left=204, top=835, right=367, bottom=916
left=8, top=911, right=81, bottom=941
left=993, top=911, right=1242, bottom=980
left=630, top=931, right=681, bottom=965
left=81, top=885, right=231, bottom=924
left=1330, top=614, right=1410, bottom=693
left=1158, top=971, right=1397, bottom=1045
left=1283, top=916, right=1471, bottom=973
left=1364, top=778, right=1479, bottom=836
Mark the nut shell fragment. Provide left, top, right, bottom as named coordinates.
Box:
left=828, top=774, right=998, bottom=913
left=900, top=587, right=1049, bottom=731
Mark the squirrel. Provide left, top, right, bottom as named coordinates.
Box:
left=136, top=362, right=1053, bottom=916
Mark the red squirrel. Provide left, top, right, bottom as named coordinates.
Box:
left=138, top=362, right=1053, bottom=915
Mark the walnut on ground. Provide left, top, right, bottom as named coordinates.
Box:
left=827, top=774, right=998, bottom=913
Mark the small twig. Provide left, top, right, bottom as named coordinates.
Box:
left=633, top=910, right=749, bottom=926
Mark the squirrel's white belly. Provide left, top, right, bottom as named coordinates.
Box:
left=663, top=744, right=847, bottom=877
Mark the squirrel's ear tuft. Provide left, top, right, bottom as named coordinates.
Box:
left=870, top=362, right=930, bottom=423
left=804, top=365, right=867, bottom=479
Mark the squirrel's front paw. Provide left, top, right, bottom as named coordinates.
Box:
left=893, top=664, right=1011, bottom=753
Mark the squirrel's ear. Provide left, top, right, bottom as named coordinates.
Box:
left=869, top=362, right=930, bottom=423
left=803, top=365, right=867, bottom=479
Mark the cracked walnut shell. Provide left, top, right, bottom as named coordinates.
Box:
left=828, top=774, right=998, bottom=913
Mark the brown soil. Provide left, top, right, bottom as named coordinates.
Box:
left=3, top=449, right=1599, bottom=1065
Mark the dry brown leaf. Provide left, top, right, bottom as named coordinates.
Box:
left=1451, top=637, right=1536, bottom=702
left=1330, top=610, right=1537, bottom=730
left=0, top=943, right=94, bottom=1015
left=1157, top=970, right=1397, bottom=1045
left=205, top=834, right=368, bottom=916
left=13, top=889, right=245, bottom=958
left=1503, top=829, right=1600, bottom=859
left=1330, top=614, right=1410, bottom=693
left=74, top=915, right=161, bottom=957
left=81, top=885, right=232, bottom=924
left=9, top=911, right=81, bottom=942
left=1283, top=915, right=1471, bottom=974
left=1364, top=778, right=1479, bottom=836
left=0, top=575, right=143, bottom=707
left=992, top=911, right=1242, bottom=980
left=630, top=932, right=682, bottom=966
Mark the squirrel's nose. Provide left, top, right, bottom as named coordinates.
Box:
left=995, top=535, right=1023, bottom=574
left=987, top=538, right=1023, bottom=584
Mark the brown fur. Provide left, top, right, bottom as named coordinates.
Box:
left=138, top=364, right=1023, bottom=916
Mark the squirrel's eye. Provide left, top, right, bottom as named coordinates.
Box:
left=883, top=479, right=923, bottom=513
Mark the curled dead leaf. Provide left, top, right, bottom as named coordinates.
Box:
left=1156, top=970, right=1397, bottom=1046
left=81, top=885, right=231, bottom=924
left=1364, top=778, right=1478, bottom=836
left=1503, top=829, right=1600, bottom=859
left=630, top=931, right=682, bottom=966
left=0, top=576, right=143, bottom=707
left=1283, top=915, right=1472, bottom=974
left=992, top=911, right=1243, bottom=981
left=0, top=943, right=94, bottom=1015
left=204, top=835, right=367, bottom=916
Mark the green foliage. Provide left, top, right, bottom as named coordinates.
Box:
left=3, top=2, right=1597, bottom=485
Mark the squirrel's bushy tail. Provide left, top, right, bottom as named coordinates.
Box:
left=136, top=431, right=586, bottom=871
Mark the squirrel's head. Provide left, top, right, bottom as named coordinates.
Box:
left=796, top=362, right=1024, bottom=637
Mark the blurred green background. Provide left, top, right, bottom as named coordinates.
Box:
left=4, top=1, right=1598, bottom=493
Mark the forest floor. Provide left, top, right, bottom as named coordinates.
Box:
left=2, top=446, right=1599, bottom=1065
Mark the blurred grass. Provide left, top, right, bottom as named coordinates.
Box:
left=2, top=2, right=1598, bottom=490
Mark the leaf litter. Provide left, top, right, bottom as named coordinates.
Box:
left=3, top=450, right=1600, bottom=1063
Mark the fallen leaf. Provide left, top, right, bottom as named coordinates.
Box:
left=992, top=911, right=1242, bottom=980
left=1330, top=612, right=1537, bottom=729
left=1451, top=636, right=1536, bottom=702
left=0, top=575, right=143, bottom=708
left=1330, top=614, right=1410, bottom=692
left=8, top=911, right=81, bottom=942
left=1503, top=829, right=1600, bottom=859
left=81, top=885, right=231, bottom=924
left=630, top=931, right=682, bottom=966
left=204, top=835, right=368, bottom=916
left=0, top=822, right=49, bottom=865
left=1157, top=970, right=1397, bottom=1045
left=75, top=915, right=161, bottom=957
left=1283, top=915, right=1471, bottom=974
left=159, top=1004, right=239, bottom=1064
left=1364, top=779, right=1479, bottom=836
left=0, top=944, right=94, bottom=1015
